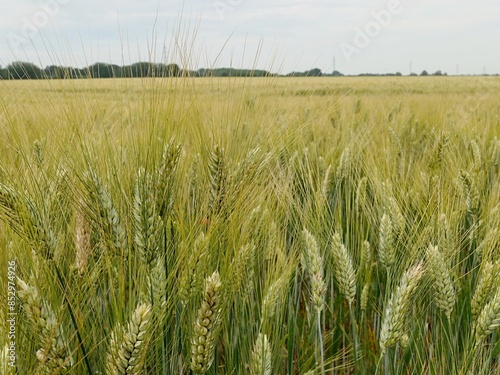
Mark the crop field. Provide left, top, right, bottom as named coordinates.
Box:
left=0, top=76, right=499, bottom=374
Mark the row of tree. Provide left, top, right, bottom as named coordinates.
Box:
left=0, top=62, right=185, bottom=79
left=0, top=61, right=282, bottom=79
left=0, top=61, right=464, bottom=80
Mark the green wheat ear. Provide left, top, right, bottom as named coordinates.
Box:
left=106, top=302, right=153, bottom=375
left=426, top=244, right=456, bottom=318
left=208, top=145, right=227, bottom=216
left=17, top=278, right=74, bottom=373
left=302, top=228, right=326, bottom=314
left=379, top=213, right=395, bottom=270
left=330, top=232, right=357, bottom=305
left=471, top=261, right=496, bottom=319
left=190, top=271, right=223, bottom=374
left=474, top=286, right=500, bottom=348
left=379, top=262, right=424, bottom=353
left=250, top=333, right=272, bottom=375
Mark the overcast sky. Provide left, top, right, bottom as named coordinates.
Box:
left=1, top=0, right=499, bottom=75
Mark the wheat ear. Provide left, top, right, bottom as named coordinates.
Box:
left=156, top=139, right=181, bottom=216
left=379, top=263, right=424, bottom=352
left=426, top=244, right=456, bottom=318
left=330, top=232, right=357, bottom=304
left=106, top=303, right=153, bottom=375
left=302, top=229, right=326, bottom=313
left=379, top=213, right=395, bottom=270
left=75, top=200, right=91, bottom=276
left=471, top=261, right=496, bottom=319
left=133, top=168, right=163, bottom=266
left=190, top=271, right=222, bottom=374
left=474, top=286, right=500, bottom=348
left=250, top=333, right=272, bottom=375
left=87, top=169, right=128, bottom=254
left=208, top=145, right=227, bottom=216
left=17, top=278, right=73, bottom=372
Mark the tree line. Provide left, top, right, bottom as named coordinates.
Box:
left=0, top=61, right=335, bottom=79
left=0, top=61, right=281, bottom=79
left=1, top=61, right=467, bottom=80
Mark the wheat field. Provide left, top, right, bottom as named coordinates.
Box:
left=1, top=75, right=499, bottom=374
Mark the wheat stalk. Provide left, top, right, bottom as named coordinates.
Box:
left=335, top=147, right=351, bottom=183
left=250, top=333, right=272, bottom=375
left=1, top=344, right=9, bottom=374
left=387, top=197, right=405, bottom=236
left=156, top=139, right=182, bottom=217
left=262, top=268, right=292, bottom=325
left=106, top=303, right=153, bottom=375
left=0, top=183, right=56, bottom=259
left=426, top=244, right=456, bottom=318
left=379, top=213, right=395, bottom=270
left=133, top=167, right=163, bottom=266
left=437, top=213, right=453, bottom=259
left=17, top=278, right=73, bottom=372
left=355, top=176, right=369, bottom=213
left=361, top=284, right=370, bottom=312
left=179, top=233, right=210, bottom=306
left=471, top=261, right=496, bottom=319
left=330, top=232, right=357, bottom=305
left=87, top=169, right=128, bottom=254
left=208, top=145, right=226, bottom=216
left=147, top=257, right=167, bottom=322
left=379, top=263, right=424, bottom=352
left=302, top=229, right=326, bottom=313
left=458, top=170, right=479, bottom=216
left=491, top=137, right=500, bottom=166
left=474, top=286, right=500, bottom=348
left=321, top=164, right=332, bottom=201
left=360, top=240, right=372, bottom=274
left=470, top=139, right=482, bottom=172
left=75, top=200, right=91, bottom=276
left=190, top=271, right=222, bottom=374
left=302, top=229, right=327, bottom=375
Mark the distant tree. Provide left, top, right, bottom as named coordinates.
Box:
left=86, top=63, right=121, bottom=78
left=306, top=68, right=323, bottom=77
left=331, top=70, right=343, bottom=77
left=166, top=63, right=181, bottom=77
left=409, top=73, right=418, bottom=76
left=44, top=65, right=80, bottom=79
left=433, top=70, right=447, bottom=76
left=127, top=62, right=153, bottom=77
left=7, top=61, right=43, bottom=79
left=420, top=70, right=429, bottom=76
left=0, top=66, right=7, bottom=80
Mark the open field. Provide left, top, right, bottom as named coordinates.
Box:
left=1, top=76, right=499, bottom=374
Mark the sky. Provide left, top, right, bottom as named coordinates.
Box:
left=0, top=0, right=499, bottom=75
